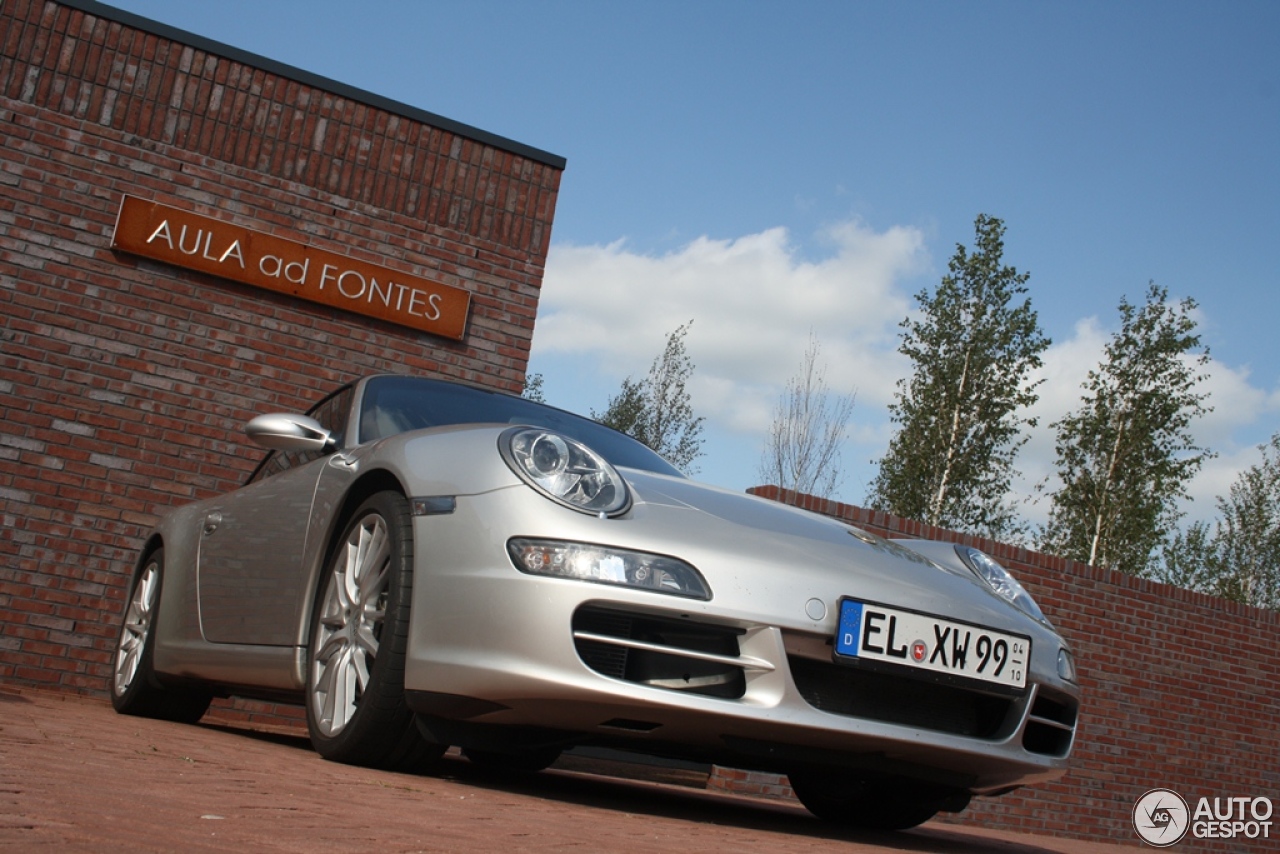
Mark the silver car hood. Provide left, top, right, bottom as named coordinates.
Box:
left=616, top=469, right=1047, bottom=641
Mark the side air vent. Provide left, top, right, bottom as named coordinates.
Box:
left=572, top=606, right=749, bottom=699
left=1022, top=689, right=1079, bottom=757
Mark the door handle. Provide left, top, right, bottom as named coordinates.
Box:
left=328, top=453, right=359, bottom=471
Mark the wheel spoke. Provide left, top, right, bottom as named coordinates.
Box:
left=114, top=563, right=159, bottom=694
left=314, top=631, right=348, bottom=666
left=354, top=524, right=389, bottom=601
left=354, top=622, right=380, bottom=657
left=316, top=657, right=341, bottom=730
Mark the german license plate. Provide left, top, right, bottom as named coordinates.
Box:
left=834, top=598, right=1030, bottom=691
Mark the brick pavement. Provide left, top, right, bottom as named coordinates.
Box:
left=0, top=686, right=1139, bottom=853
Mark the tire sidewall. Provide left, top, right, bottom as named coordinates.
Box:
left=110, top=548, right=164, bottom=712
left=305, top=491, right=416, bottom=761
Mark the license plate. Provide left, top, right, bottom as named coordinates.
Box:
left=834, top=598, right=1030, bottom=692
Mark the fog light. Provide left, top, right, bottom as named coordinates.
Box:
left=507, top=538, right=710, bottom=600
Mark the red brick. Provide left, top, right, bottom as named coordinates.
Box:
left=1, top=0, right=562, bottom=724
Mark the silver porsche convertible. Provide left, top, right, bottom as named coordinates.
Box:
left=110, top=374, right=1079, bottom=830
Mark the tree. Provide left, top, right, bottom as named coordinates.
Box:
left=758, top=335, right=856, bottom=498
left=595, top=321, right=704, bottom=473
left=869, top=214, right=1049, bottom=538
left=521, top=372, right=545, bottom=403
left=1154, top=433, right=1280, bottom=609
left=1156, top=520, right=1219, bottom=593
left=1041, top=283, right=1213, bottom=574
left=1211, top=432, right=1280, bottom=608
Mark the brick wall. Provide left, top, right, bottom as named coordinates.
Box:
left=744, top=486, right=1280, bottom=851
left=0, top=0, right=563, bottom=701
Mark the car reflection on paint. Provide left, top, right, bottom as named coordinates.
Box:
left=110, top=374, right=1080, bottom=830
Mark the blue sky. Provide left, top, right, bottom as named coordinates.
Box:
left=105, top=0, right=1279, bottom=528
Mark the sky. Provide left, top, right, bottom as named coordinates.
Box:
left=105, top=0, right=1280, bottom=531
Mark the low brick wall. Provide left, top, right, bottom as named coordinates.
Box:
left=740, top=486, right=1279, bottom=850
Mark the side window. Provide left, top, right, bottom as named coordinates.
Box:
left=246, top=386, right=354, bottom=485
left=308, top=387, right=352, bottom=446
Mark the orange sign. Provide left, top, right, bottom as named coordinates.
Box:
left=110, top=196, right=470, bottom=340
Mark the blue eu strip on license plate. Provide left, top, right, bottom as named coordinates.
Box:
left=835, top=598, right=1030, bottom=691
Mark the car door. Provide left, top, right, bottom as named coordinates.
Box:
left=196, top=458, right=326, bottom=645
left=197, top=387, right=353, bottom=646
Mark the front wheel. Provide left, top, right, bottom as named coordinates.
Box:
left=305, top=491, right=444, bottom=771
left=110, top=548, right=211, bottom=723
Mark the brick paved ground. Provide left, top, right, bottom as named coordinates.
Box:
left=0, top=686, right=1138, bottom=853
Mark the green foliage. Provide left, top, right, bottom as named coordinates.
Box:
left=521, top=372, right=545, bottom=403
left=596, top=376, right=646, bottom=435
left=1153, top=433, right=1280, bottom=610
left=869, top=214, right=1049, bottom=538
left=758, top=335, right=856, bottom=498
left=595, top=321, right=704, bottom=473
left=1155, top=520, right=1218, bottom=592
left=1041, top=283, right=1213, bottom=574
left=1212, top=433, right=1280, bottom=608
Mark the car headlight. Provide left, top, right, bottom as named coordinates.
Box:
left=955, top=546, right=1048, bottom=624
left=500, top=427, right=631, bottom=516
left=508, top=539, right=711, bottom=600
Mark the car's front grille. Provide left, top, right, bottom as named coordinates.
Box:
left=572, top=606, right=747, bottom=699
left=787, top=655, right=1013, bottom=738
left=1022, top=688, right=1078, bottom=756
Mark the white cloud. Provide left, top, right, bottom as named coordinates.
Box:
left=1011, top=316, right=1110, bottom=514
left=530, top=220, right=1280, bottom=525
left=1182, top=363, right=1280, bottom=518
left=533, top=220, right=929, bottom=435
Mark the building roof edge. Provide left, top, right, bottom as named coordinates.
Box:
left=59, top=0, right=568, bottom=171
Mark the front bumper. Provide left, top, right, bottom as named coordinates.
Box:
left=404, top=488, right=1079, bottom=794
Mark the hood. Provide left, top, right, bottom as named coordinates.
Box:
left=617, top=470, right=1041, bottom=638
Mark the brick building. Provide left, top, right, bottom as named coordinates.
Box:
left=2, top=2, right=1277, bottom=851
left=0, top=0, right=564, bottom=691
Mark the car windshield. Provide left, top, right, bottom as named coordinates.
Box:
left=357, top=375, right=684, bottom=477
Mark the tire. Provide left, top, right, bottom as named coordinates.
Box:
left=109, top=548, right=212, bottom=724
left=788, top=771, right=958, bottom=830
left=462, top=746, right=563, bottom=774
left=305, top=491, right=445, bottom=771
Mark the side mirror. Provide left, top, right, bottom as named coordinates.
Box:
left=245, top=413, right=334, bottom=453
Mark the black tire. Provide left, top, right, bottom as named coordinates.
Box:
left=462, top=746, right=563, bottom=774
left=788, top=771, right=954, bottom=830
left=305, top=491, right=445, bottom=771
left=109, top=548, right=212, bottom=724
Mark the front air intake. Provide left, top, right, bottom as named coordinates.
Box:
left=1022, top=689, right=1079, bottom=756
left=572, top=606, right=747, bottom=699
left=788, top=655, right=1013, bottom=738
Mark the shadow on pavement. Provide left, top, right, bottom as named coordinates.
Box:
left=197, top=715, right=1065, bottom=854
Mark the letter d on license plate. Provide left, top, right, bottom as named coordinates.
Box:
left=835, top=598, right=1030, bottom=692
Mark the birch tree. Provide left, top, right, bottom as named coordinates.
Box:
left=869, top=214, right=1049, bottom=538
left=595, top=321, right=704, bottom=473
left=1154, top=432, right=1280, bottom=609
left=758, top=335, right=856, bottom=498
left=521, top=372, right=545, bottom=402
left=1041, top=283, right=1212, bottom=574
left=1210, top=432, right=1280, bottom=608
